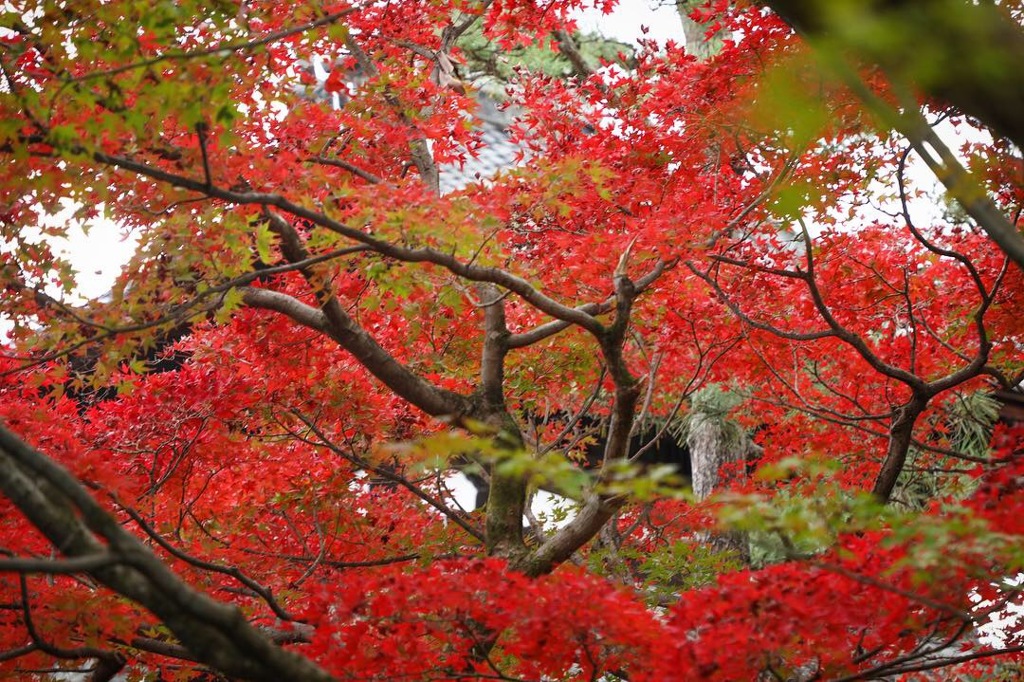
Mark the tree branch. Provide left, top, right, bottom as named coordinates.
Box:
left=0, top=245, right=368, bottom=376
left=287, top=411, right=486, bottom=542
left=241, top=287, right=468, bottom=417
left=0, top=553, right=127, bottom=574
left=0, top=422, right=337, bottom=682
left=81, top=148, right=607, bottom=335
left=766, top=0, right=1024, bottom=272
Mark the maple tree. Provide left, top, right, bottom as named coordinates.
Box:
left=1, top=0, right=1024, bottom=680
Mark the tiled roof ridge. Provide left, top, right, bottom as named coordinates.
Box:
left=300, top=58, right=524, bottom=194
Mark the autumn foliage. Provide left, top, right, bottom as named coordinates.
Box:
left=1, top=0, right=1023, bottom=680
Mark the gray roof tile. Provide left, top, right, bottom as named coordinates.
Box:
left=309, top=63, right=523, bottom=194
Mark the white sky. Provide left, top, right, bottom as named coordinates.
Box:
left=48, top=202, right=135, bottom=301
left=574, top=0, right=683, bottom=45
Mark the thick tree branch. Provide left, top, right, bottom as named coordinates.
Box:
left=872, top=398, right=927, bottom=501
left=519, top=492, right=625, bottom=577
left=517, top=254, right=645, bottom=575
left=0, top=422, right=336, bottom=682
left=127, top=623, right=314, bottom=665
left=478, top=283, right=509, bottom=410
left=473, top=289, right=529, bottom=559
left=263, top=210, right=468, bottom=415
left=553, top=30, right=593, bottom=79
left=0, top=553, right=126, bottom=574
left=241, top=287, right=468, bottom=417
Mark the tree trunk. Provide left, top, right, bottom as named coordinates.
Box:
left=687, top=411, right=749, bottom=560
left=688, top=412, right=741, bottom=501
left=676, top=0, right=723, bottom=61
left=872, top=400, right=927, bottom=502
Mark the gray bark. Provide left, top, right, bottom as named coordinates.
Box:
left=676, top=0, right=724, bottom=60
left=687, top=412, right=744, bottom=501
left=686, top=411, right=751, bottom=559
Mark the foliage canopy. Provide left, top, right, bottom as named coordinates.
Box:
left=0, top=0, right=1023, bottom=680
